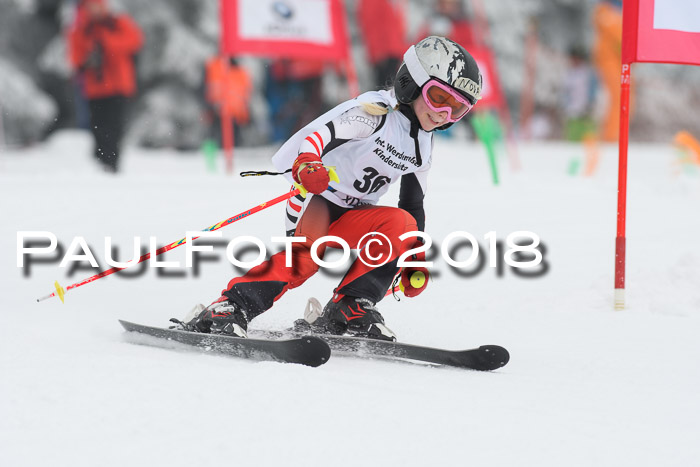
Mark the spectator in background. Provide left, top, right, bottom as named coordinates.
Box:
left=68, top=0, right=142, bottom=173
left=592, top=0, right=631, bottom=142
left=265, top=59, right=326, bottom=142
left=420, top=0, right=476, bottom=50
left=357, top=0, right=407, bottom=89
left=205, top=56, right=252, bottom=147
left=562, top=45, right=597, bottom=141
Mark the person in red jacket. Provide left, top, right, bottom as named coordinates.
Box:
left=68, top=0, right=143, bottom=172
left=357, top=0, right=407, bottom=89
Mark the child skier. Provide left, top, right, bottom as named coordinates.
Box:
left=182, top=36, right=482, bottom=341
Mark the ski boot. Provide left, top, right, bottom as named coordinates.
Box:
left=296, top=295, right=397, bottom=341
left=171, top=300, right=248, bottom=338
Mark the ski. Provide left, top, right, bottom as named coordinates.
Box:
left=252, top=327, right=509, bottom=371
left=119, top=320, right=331, bottom=367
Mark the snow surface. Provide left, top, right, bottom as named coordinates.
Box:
left=2, top=130, right=700, bottom=466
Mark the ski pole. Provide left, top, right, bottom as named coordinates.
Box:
left=37, top=188, right=302, bottom=303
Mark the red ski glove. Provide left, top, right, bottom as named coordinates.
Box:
left=292, top=152, right=330, bottom=195
left=400, top=247, right=430, bottom=298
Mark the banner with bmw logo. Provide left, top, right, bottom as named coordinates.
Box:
left=221, top=0, right=350, bottom=60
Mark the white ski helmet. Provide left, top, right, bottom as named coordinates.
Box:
left=394, top=36, right=482, bottom=107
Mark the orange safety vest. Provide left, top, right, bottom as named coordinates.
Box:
left=206, top=58, right=253, bottom=124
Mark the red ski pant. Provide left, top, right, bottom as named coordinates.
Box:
left=220, top=196, right=418, bottom=317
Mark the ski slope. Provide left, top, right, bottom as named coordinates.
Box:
left=2, top=130, right=699, bottom=466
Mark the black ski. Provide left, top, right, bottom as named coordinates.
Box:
left=119, top=320, right=331, bottom=367
left=252, top=327, right=509, bottom=371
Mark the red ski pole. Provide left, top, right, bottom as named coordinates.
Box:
left=37, top=188, right=302, bottom=303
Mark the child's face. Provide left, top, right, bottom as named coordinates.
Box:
left=412, top=95, right=449, bottom=131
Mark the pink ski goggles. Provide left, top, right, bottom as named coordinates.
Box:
left=421, top=79, right=474, bottom=122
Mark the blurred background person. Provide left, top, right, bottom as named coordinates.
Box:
left=419, top=0, right=476, bottom=49
left=205, top=56, right=252, bottom=147
left=264, top=59, right=326, bottom=143
left=357, top=0, right=407, bottom=89
left=592, top=0, right=631, bottom=142
left=561, top=45, right=598, bottom=141
left=68, top=0, right=143, bottom=172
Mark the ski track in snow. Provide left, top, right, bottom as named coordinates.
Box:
left=1, top=130, right=699, bottom=466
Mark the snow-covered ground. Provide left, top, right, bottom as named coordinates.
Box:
left=2, top=130, right=699, bottom=466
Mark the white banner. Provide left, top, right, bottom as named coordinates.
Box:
left=654, top=0, right=700, bottom=33
left=238, top=0, right=333, bottom=43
